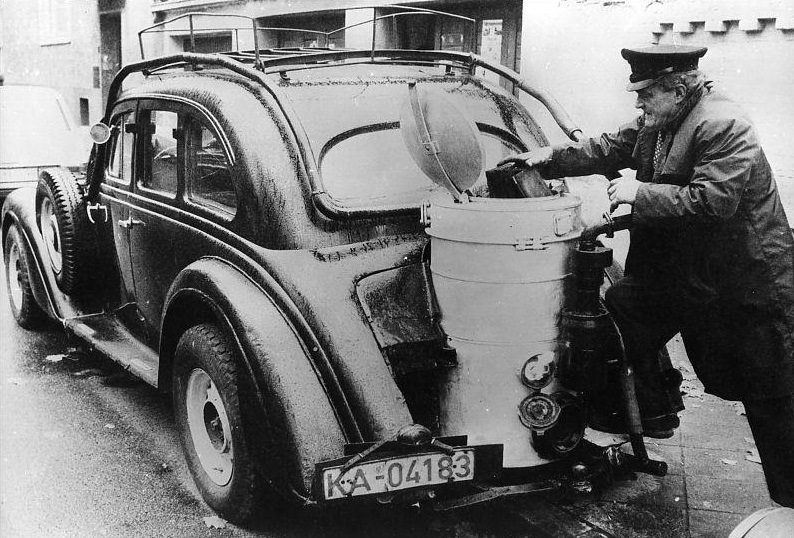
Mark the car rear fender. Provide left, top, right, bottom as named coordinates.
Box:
left=160, top=257, right=348, bottom=502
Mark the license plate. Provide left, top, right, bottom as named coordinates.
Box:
left=322, top=449, right=475, bottom=500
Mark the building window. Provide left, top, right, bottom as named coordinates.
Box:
left=182, top=34, right=233, bottom=53
left=39, top=0, right=72, bottom=46
left=79, top=98, right=90, bottom=126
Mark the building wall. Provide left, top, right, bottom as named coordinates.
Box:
left=519, top=0, right=794, bottom=212
left=1, top=0, right=102, bottom=131
left=121, top=2, right=159, bottom=68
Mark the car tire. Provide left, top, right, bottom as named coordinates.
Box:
left=4, top=225, right=46, bottom=328
left=173, top=323, right=263, bottom=524
left=36, top=167, right=91, bottom=295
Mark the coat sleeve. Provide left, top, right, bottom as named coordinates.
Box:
left=633, top=116, right=756, bottom=226
left=541, top=118, right=640, bottom=179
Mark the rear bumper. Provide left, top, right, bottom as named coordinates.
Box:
left=312, top=435, right=667, bottom=509
left=314, top=439, right=502, bottom=504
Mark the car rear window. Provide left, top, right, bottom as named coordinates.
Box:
left=319, top=127, right=521, bottom=205
left=280, top=75, right=540, bottom=207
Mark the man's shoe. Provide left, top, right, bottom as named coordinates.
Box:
left=643, top=428, right=675, bottom=439
left=642, top=413, right=680, bottom=436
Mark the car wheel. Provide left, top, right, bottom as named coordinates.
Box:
left=36, top=168, right=91, bottom=295
left=173, top=323, right=263, bottom=523
left=4, top=225, right=46, bottom=328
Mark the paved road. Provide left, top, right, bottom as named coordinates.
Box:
left=0, top=250, right=767, bottom=538
left=0, top=258, right=617, bottom=538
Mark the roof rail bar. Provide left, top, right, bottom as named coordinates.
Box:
left=325, top=4, right=475, bottom=60
left=138, top=13, right=263, bottom=67
left=254, top=48, right=584, bottom=143
left=138, top=5, right=477, bottom=64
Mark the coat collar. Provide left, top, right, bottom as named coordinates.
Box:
left=635, top=82, right=712, bottom=181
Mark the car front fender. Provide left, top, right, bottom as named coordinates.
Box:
left=2, top=187, right=60, bottom=320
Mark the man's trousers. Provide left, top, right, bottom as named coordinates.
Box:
left=605, top=276, right=794, bottom=507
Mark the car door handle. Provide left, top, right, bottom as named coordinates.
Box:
left=118, top=217, right=146, bottom=229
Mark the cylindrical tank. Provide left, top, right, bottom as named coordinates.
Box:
left=426, top=194, right=583, bottom=467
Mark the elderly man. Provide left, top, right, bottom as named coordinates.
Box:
left=500, top=44, right=794, bottom=507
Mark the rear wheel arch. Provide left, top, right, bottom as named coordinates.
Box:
left=172, top=322, right=265, bottom=523
left=160, top=260, right=348, bottom=501
left=159, top=288, right=221, bottom=393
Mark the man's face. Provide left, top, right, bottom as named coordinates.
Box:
left=634, top=84, right=680, bottom=131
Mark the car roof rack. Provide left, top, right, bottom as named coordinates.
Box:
left=138, top=5, right=476, bottom=69
left=106, top=7, right=585, bottom=219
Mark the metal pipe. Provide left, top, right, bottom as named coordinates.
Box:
left=609, top=319, right=667, bottom=476
left=188, top=14, right=195, bottom=54
left=579, top=213, right=633, bottom=249
left=325, top=5, right=476, bottom=40
left=468, top=57, right=584, bottom=142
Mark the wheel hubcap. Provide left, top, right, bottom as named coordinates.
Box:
left=40, top=198, right=62, bottom=274
left=185, top=369, right=233, bottom=486
left=7, top=241, right=24, bottom=309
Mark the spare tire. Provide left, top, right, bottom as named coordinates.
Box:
left=36, top=168, right=92, bottom=295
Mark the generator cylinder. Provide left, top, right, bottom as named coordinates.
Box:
left=425, top=194, right=583, bottom=467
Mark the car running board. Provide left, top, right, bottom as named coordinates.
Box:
left=63, top=314, right=159, bottom=387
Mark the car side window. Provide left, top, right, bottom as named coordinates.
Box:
left=186, top=120, right=236, bottom=217
left=140, top=110, right=179, bottom=196
left=106, top=113, right=133, bottom=185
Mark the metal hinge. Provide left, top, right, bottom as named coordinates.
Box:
left=514, top=237, right=549, bottom=251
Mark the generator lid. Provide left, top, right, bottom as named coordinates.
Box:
left=400, top=83, right=484, bottom=201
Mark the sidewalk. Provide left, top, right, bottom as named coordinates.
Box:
left=558, top=335, right=772, bottom=538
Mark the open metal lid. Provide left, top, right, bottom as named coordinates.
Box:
left=400, top=83, right=484, bottom=201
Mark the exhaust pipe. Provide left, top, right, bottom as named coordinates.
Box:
left=564, top=212, right=667, bottom=477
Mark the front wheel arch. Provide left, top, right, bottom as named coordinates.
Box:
left=4, top=224, right=47, bottom=328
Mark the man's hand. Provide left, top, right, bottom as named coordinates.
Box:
left=497, top=146, right=553, bottom=169
left=607, top=177, right=641, bottom=211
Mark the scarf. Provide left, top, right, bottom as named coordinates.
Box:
left=650, top=81, right=711, bottom=175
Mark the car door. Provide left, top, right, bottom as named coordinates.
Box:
left=127, top=102, right=184, bottom=347
left=98, top=101, right=138, bottom=317
left=127, top=99, right=238, bottom=348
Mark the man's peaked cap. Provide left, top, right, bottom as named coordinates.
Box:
left=621, top=44, right=707, bottom=91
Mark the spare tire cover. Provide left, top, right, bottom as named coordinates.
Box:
left=36, top=167, right=92, bottom=295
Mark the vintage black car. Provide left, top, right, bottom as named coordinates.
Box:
left=2, top=10, right=668, bottom=524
